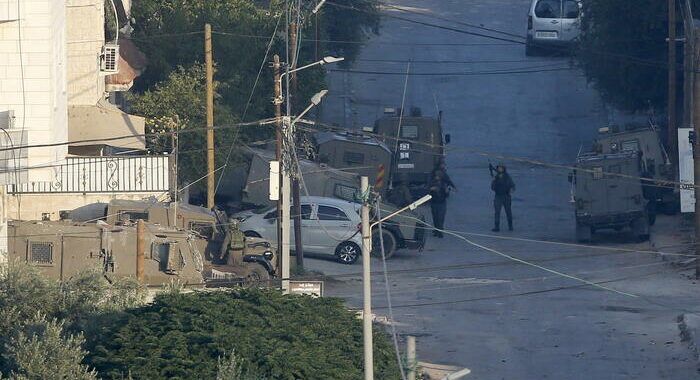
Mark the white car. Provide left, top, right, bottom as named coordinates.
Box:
left=526, top=0, right=581, bottom=56
left=234, top=196, right=363, bottom=264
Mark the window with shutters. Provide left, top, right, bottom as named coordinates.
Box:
left=30, top=242, right=53, bottom=264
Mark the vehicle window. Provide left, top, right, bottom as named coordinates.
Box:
left=117, top=210, right=148, bottom=222
left=621, top=140, right=639, bottom=152
left=264, top=209, right=277, bottom=219
left=334, top=184, right=358, bottom=201
left=318, top=205, right=350, bottom=221
left=535, top=0, right=559, bottom=18
left=400, top=125, right=419, bottom=139
left=292, top=204, right=312, bottom=220
left=562, top=0, right=579, bottom=18
left=592, top=166, right=604, bottom=180
left=189, top=221, right=214, bottom=239
left=343, top=151, right=365, bottom=165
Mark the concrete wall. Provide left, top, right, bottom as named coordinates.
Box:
left=8, top=192, right=167, bottom=221
left=0, top=0, right=69, bottom=182
left=68, top=105, right=145, bottom=150
left=66, top=0, right=105, bottom=106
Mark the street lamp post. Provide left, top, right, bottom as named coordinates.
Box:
left=274, top=56, right=341, bottom=291
left=278, top=89, right=330, bottom=293
left=361, top=188, right=432, bottom=380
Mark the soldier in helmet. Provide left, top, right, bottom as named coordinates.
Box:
left=219, top=218, right=246, bottom=265
left=390, top=174, right=414, bottom=208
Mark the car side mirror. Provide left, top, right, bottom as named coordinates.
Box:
left=444, top=134, right=451, bottom=145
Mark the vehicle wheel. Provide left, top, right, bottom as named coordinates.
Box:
left=631, top=217, right=650, bottom=242
left=244, top=230, right=262, bottom=238
left=335, top=241, right=361, bottom=265
left=243, top=265, right=270, bottom=287
left=575, top=223, right=592, bottom=243
left=525, top=42, right=536, bottom=56
left=371, top=229, right=398, bottom=259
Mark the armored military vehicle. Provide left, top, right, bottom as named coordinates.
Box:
left=571, top=151, right=651, bottom=242
left=313, top=132, right=393, bottom=195
left=373, top=107, right=449, bottom=193
left=63, top=199, right=278, bottom=284
left=7, top=220, right=207, bottom=285
left=231, top=147, right=361, bottom=207
left=594, top=123, right=678, bottom=213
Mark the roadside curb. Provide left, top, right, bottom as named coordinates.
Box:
left=678, top=313, right=700, bottom=367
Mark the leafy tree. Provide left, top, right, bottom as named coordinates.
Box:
left=577, top=0, right=700, bottom=113
left=86, top=289, right=401, bottom=380
left=127, top=64, right=245, bottom=192
left=127, top=0, right=380, bottom=199
left=216, top=351, right=266, bottom=380
left=2, top=314, right=97, bottom=380
left=0, top=262, right=144, bottom=376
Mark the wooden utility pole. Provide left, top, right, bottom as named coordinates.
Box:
left=669, top=0, right=678, bottom=160
left=273, top=54, right=283, bottom=276
left=136, top=219, right=145, bottom=282
left=205, top=23, right=215, bottom=209
left=289, top=20, right=304, bottom=268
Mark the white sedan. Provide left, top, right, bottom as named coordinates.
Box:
left=234, top=196, right=363, bottom=264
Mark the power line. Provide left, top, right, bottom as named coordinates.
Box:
left=295, top=121, right=692, bottom=189
left=0, top=118, right=275, bottom=154
left=328, top=66, right=575, bottom=76
left=324, top=0, right=679, bottom=72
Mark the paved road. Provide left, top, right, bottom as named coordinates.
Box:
left=307, top=1, right=700, bottom=378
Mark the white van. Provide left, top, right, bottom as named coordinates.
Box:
left=526, top=0, right=581, bottom=55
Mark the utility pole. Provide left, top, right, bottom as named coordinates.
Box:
left=205, top=23, right=215, bottom=209
left=669, top=0, right=678, bottom=160
left=407, top=336, right=416, bottom=380
left=692, top=28, right=700, bottom=278
left=360, top=176, right=374, bottom=380
left=273, top=54, right=283, bottom=277
left=281, top=116, right=292, bottom=292
left=136, top=219, right=145, bottom=282
left=289, top=19, right=304, bottom=268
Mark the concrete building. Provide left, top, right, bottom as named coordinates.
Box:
left=0, top=0, right=169, bottom=226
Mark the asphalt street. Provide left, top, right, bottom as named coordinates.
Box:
left=304, top=0, right=700, bottom=378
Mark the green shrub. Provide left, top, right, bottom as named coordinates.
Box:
left=2, top=314, right=97, bottom=380
left=86, top=289, right=400, bottom=380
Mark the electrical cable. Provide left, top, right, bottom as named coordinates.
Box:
left=294, top=121, right=693, bottom=189
left=0, top=118, right=276, bottom=154
left=213, top=12, right=284, bottom=196
left=324, top=0, right=680, bottom=72
left=375, top=198, right=407, bottom=380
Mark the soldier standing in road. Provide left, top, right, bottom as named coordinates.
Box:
left=429, top=173, right=449, bottom=238
left=432, top=159, right=457, bottom=192
left=390, top=175, right=414, bottom=208
left=491, top=164, right=515, bottom=232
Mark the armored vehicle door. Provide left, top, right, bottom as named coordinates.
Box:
left=577, top=162, right=609, bottom=216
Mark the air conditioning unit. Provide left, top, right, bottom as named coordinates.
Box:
left=0, top=110, right=15, bottom=129
left=100, top=44, right=119, bottom=74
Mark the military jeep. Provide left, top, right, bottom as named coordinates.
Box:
left=571, top=151, right=651, bottom=242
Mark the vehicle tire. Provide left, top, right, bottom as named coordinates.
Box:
left=244, top=230, right=262, bottom=238
left=243, top=265, right=270, bottom=287
left=575, top=223, right=592, bottom=243
left=525, top=42, right=536, bottom=56
left=371, top=229, right=398, bottom=259
left=631, top=217, right=650, bottom=242
left=335, top=241, right=361, bottom=265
